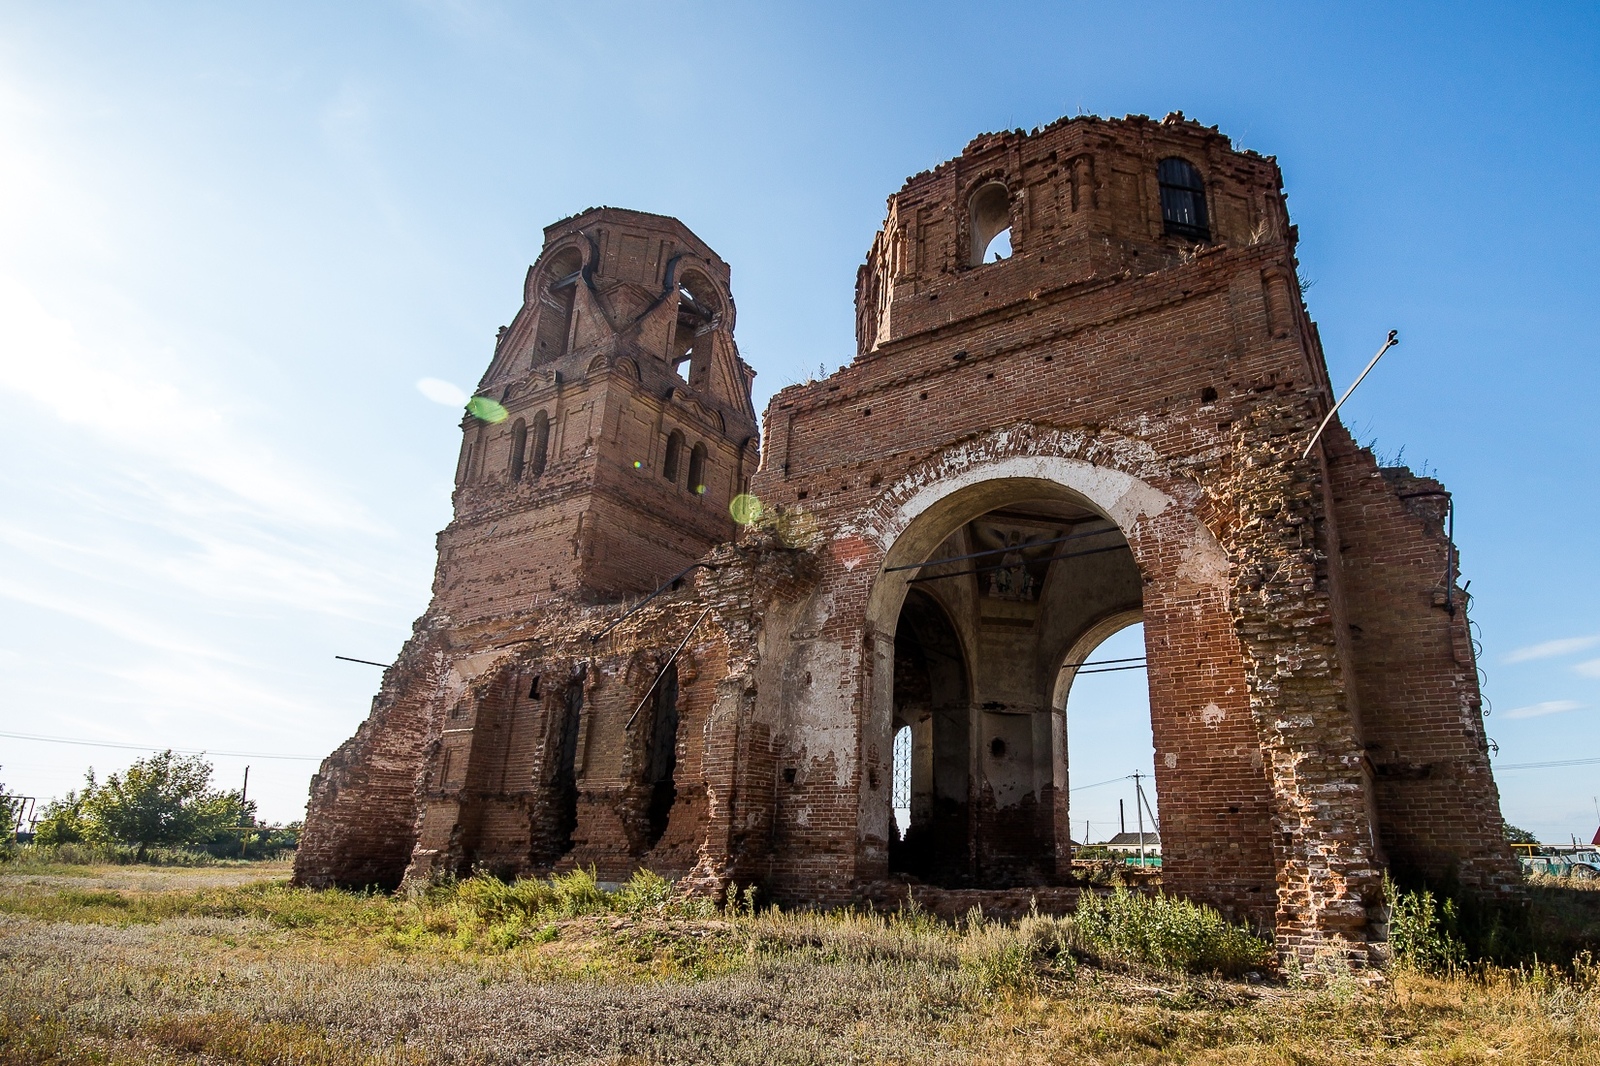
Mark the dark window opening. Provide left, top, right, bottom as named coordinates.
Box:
left=663, top=429, right=684, bottom=483
left=528, top=675, right=541, bottom=700
left=529, top=410, right=550, bottom=477
left=509, top=418, right=527, bottom=481
left=551, top=667, right=585, bottom=855
left=534, top=248, right=583, bottom=359
left=644, top=664, right=679, bottom=849
left=669, top=272, right=720, bottom=386
left=1158, top=158, right=1210, bottom=241
left=687, top=442, right=707, bottom=497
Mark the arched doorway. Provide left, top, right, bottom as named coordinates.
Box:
left=1052, top=617, right=1159, bottom=865
left=855, top=445, right=1273, bottom=916
left=874, top=479, right=1145, bottom=887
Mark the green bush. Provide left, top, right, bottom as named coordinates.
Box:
left=4, top=842, right=224, bottom=867
left=1386, top=879, right=1467, bottom=974
left=1072, top=888, right=1273, bottom=976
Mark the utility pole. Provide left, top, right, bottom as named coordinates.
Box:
left=1133, top=771, right=1146, bottom=867
left=239, top=766, right=250, bottom=859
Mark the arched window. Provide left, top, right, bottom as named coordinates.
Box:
left=891, top=724, right=912, bottom=839
left=968, top=182, right=1012, bottom=267
left=662, top=429, right=684, bottom=483
left=1158, top=158, right=1210, bottom=241
left=687, top=442, right=708, bottom=496
left=669, top=271, right=721, bottom=386
left=508, top=418, right=527, bottom=481
left=529, top=410, right=550, bottom=477
left=534, top=247, right=582, bottom=359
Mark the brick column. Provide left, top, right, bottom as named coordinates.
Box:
left=1224, top=402, right=1384, bottom=967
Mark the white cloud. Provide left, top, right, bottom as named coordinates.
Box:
left=1505, top=635, right=1600, bottom=663
left=1575, top=659, right=1600, bottom=679
left=417, top=377, right=467, bottom=406
left=1504, top=700, right=1584, bottom=720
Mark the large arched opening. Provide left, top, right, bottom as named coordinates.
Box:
left=871, top=473, right=1147, bottom=887
left=847, top=439, right=1274, bottom=919
left=1052, top=615, right=1159, bottom=865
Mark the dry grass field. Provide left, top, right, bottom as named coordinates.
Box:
left=1, top=859, right=1597, bottom=1065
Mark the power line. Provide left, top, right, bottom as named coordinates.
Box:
left=1496, top=756, right=1600, bottom=771
left=0, top=730, right=321, bottom=762
left=1069, top=773, right=1133, bottom=793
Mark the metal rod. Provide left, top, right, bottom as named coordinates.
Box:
left=905, top=542, right=1128, bottom=585
left=1059, top=655, right=1147, bottom=672
left=1063, top=663, right=1148, bottom=676
left=592, top=562, right=720, bottom=643
left=335, top=655, right=391, bottom=668
left=625, top=607, right=711, bottom=731
left=1301, top=329, right=1399, bottom=459
left=884, top=524, right=1118, bottom=573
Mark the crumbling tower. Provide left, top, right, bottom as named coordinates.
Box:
left=445, top=207, right=758, bottom=613
left=293, top=210, right=759, bottom=890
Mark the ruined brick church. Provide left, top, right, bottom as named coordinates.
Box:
left=294, top=113, right=1517, bottom=965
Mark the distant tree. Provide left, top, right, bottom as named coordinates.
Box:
left=32, top=785, right=89, bottom=846
left=0, top=769, right=22, bottom=846
left=1503, top=823, right=1539, bottom=846
left=81, top=751, right=245, bottom=859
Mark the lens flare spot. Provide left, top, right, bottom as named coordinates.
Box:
left=729, top=494, right=763, bottom=525
left=467, top=396, right=509, bottom=423
left=695, top=484, right=706, bottom=495
left=633, top=460, right=642, bottom=469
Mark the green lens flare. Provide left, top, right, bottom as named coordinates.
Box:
left=467, top=396, right=509, bottom=423
left=729, top=494, right=763, bottom=525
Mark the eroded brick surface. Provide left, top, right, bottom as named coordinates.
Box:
left=295, top=114, right=1517, bottom=968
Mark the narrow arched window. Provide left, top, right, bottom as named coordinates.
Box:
left=529, top=410, right=550, bottom=477
left=968, top=182, right=1012, bottom=267
left=687, top=442, right=708, bottom=497
left=534, top=248, right=582, bottom=359
left=662, top=429, right=684, bottom=483
left=1158, top=158, right=1210, bottom=241
left=508, top=418, right=527, bottom=481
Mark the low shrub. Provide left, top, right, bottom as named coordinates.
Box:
left=1072, top=888, right=1272, bottom=976
left=3, top=842, right=226, bottom=867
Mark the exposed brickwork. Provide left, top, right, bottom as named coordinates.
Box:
left=295, top=114, right=1517, bottom=970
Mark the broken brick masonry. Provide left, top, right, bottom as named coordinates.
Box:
left=293, top=113, right=1518, bottom=967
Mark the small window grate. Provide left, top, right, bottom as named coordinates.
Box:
left=891, top=725, right=912, bottom=814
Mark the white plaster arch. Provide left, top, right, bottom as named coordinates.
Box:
left=843, top=425, right=1234, bottom=877
left=856, top=440, right=1228, bottom=635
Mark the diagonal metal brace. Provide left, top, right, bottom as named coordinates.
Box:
left=625, top=607, right=712, bottom=731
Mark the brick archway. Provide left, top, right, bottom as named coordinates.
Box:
left=832, top=424, right=1278, bottom=918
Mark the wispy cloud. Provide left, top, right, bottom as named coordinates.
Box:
left=1505, top=635, right=1600, bottom=663
left=0, top=275, right=384, bottom=534
left=1575, top=659, right=1600, bottom=679
left=1504, top=700, right=1584, bottom=720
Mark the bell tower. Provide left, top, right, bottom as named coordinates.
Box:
left=441, top=208, right=758, bottom=619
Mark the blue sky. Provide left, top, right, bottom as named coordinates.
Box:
left=1, top=2, right=1596, bottom=843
